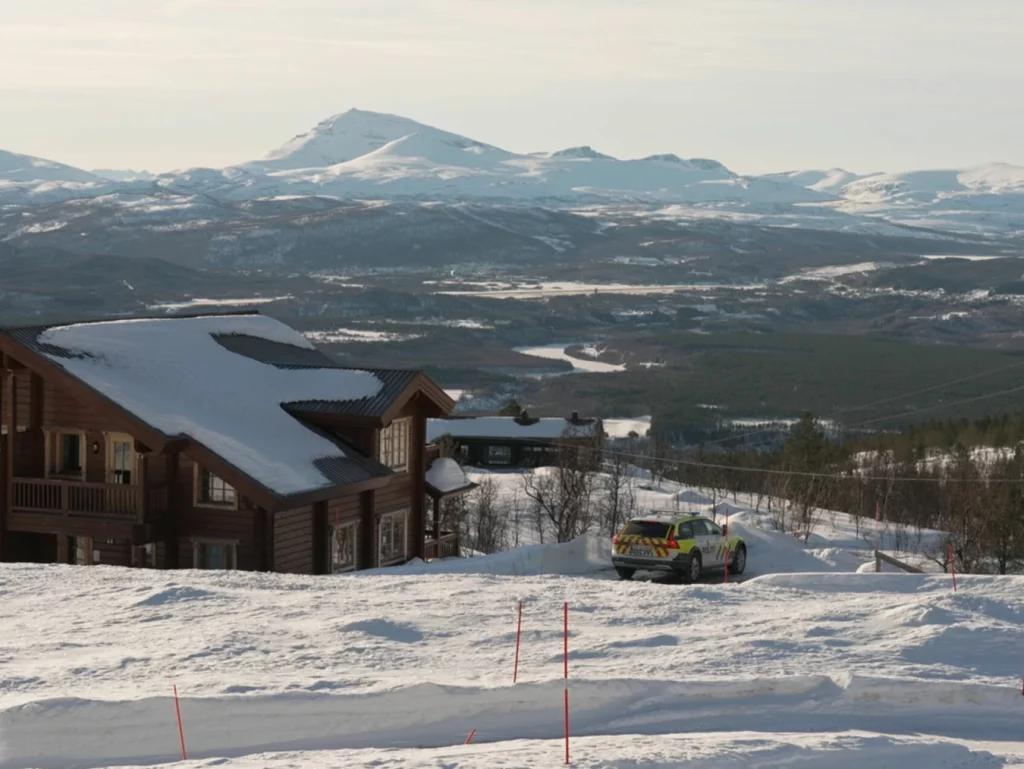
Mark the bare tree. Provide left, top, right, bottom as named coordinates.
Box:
left=522, top=431, right=600, bottom=543
left=462, top=476, right=509, bottom=554
left=600, top=448, right=637, bottom=536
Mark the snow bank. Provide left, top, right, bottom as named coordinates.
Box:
left=117, top=733, right=1005, bottom=769
left=37, top=316, right=382, bottom=494
left=2, top=674, right=1019, bottom=769
left=383, top=532, right=612, bottom=576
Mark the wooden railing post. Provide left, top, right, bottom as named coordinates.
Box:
left=137, top=453, right=148, bottom=523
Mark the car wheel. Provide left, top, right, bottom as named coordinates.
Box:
left=731, top=545, right=747, bottom=576
left=616, top=567, right=635, bottom=581
left=681, top=551, right=702, bottom=584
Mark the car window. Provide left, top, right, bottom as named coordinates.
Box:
left=689, top=519, right=709, bottom=536
left=675, top=521, right=695, bottom=540
left=621, top=520, right=671, bottom=539
left=703, top=519, right=723, bottom=536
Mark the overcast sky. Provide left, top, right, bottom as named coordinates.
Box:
left=2, top=0, right=1022, bottom=175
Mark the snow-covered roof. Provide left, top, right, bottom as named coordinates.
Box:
left=425, top=458, right=475, bottom=496
left=32, top=314, right=386, bottom=496
left=427, top=416, right=600, bottom=442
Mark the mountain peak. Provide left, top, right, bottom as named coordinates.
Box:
left=549, top=146, right=615, bottom=161
left=243, top=109, right=446, bottom=172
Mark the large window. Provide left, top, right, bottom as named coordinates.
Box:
left=329, top=520, right=360, bottom=573
left=195, top=466, right=237, bottom=507
left=107, top=433, right=134, bottom=485
left=487, top=445, right=512, bottom=465
left=192, top=539, right=238, bottom=570
left=379, top=418, right=410, bottom=471
left=379, top=510, right=408, bottom=565
left=48, top=431, right=85, bottom=478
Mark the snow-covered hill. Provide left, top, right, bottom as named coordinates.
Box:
left=0, top=556, right=1020, bottom=767
left=2, top=108, right=1022, bottom=238
left=0, top=149, right=98, bottom=184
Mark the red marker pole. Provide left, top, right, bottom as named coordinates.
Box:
left=465, top=729, right=477, bottom=744
left=564, top=602, right=570, bottom=765
left=173, top=685, right=188, bottom=761
left=513, top=600, right=523, bottom=684
left=949, top=542, right=958, bottom=592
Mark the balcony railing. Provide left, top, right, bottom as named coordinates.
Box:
left=12, top=478, right=168, bottom=520
left=424, top=531, right=460, bottom=561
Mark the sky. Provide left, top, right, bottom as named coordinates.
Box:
left=2, top=0, right=1023, bottom=175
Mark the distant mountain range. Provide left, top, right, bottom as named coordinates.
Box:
left=1, top=109, right=1022, bottom=239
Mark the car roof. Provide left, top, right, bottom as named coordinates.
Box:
left=629, top=512, right=706, bottom=524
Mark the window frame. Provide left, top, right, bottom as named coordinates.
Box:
left=191, top=538, right=239, bottom=570
left=193, top=464, right=239, bottom=509
left=105, top=432, right=136, bottom=485
left=378, top=509, right=409, bottom=566
left=377, top=418, right=411, bottom=472
left=703, top=519, right=723, bottom=537
left=45, top=430, right=87, bottom=480
left=487, top=444, right=512, bottom=465
left=328, top=518, right=360, bottom=573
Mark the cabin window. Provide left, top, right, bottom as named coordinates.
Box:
left=195, top=465, right=237, bottom=507
left=487, top=445, right=512, bottom=465
left=379, top=418, right=410, bottom=471
left=329, top=520, right=359, bottom=573
left=107, top=433, right=135, bottom=485
left=47, top=431, right=85, bottom=479
left=378, top=510, right=408, bottom=565
left=192, top=540, right=238, bottom=570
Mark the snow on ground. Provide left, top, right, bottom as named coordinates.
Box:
left=434, top=281, right=762, bottom=299
left=1, top=466, right=1018, bottom=769
left=303, top=328, right=422, bottom=344
left=147, top=296, right=293, bottom=311
left=603, top=416, right=652, bottom=439
left=512, top=343, right=626, bottom=374
left=2, top=562, right=1024, bottom=768
left=455, top=467, right=946, bottom=577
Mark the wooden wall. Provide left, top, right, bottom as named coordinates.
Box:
left=274, top=505, right=314, bottom=574
left=175, top=452, right=266, bottom=571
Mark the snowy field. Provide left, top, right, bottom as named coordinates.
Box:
left=512, top=344, right=626, bottom=374
left=4, top=469, right=1024, bottom=767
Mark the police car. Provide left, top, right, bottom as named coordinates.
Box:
left=611, top=512, right=746, bottom=582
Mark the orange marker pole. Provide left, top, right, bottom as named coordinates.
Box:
left=564, top=602, right=570, bottom=765
left=173, top=685, right=188, bottom=761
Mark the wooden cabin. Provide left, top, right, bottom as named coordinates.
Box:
left=0, top=311, right=473, bottom=572
left=426, top=413, right=604, bottom=468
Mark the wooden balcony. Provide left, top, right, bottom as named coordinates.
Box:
left=11, top=477, right=168, bottom=522
left=424, top=531, right=460, bottom=561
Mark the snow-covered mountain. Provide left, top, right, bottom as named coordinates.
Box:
left=0, top=150, right=99, bottom=184
left=1, top=109, right=1022, bottom=238
left=756, top=168, right=876, bottom=195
